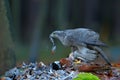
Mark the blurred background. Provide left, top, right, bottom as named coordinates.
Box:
left=0, top=0, right=120, bottom=75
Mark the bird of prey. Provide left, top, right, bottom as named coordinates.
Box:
left=49, top=28, right=111, bottom=66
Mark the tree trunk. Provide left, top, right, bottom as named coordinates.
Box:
left=0, top=0, right=16, bottom=75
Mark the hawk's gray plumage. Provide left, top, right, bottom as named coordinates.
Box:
left=49, top=28, right=111, bottom=66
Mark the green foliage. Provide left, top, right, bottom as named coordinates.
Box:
left=73, top=72, right=100, bottom=80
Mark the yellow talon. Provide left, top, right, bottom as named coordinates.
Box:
left=74, top=59, right=81, bottom=64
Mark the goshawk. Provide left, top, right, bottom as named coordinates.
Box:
left=49, top=28, right=111, bottom=66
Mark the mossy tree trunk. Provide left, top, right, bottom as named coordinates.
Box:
left=0, top=0, right=16, bottom=75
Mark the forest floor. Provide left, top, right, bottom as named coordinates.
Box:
left=1, top=57, right=120, bottom=80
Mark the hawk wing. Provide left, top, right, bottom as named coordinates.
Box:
left=64, top=28, right=106, bottom=47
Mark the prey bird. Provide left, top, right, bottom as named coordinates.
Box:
left=49, top=28, right=111, bottom=66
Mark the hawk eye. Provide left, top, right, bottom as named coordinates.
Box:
left=53, top=32, right=56, bottom=35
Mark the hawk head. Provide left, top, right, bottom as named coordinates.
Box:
left=49, top=30, right=66, bottom=54
left=50, top=31, right=65, bottom=39
left=50, top=30, right=66, bottom=45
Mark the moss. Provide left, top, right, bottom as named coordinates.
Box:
left=73, top=72, right=100, bottom=80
